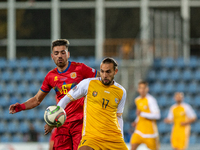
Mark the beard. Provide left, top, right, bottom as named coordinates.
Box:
left=101, top=76, right=114, bottom=85
left=55, top=59, right=67, bottom=68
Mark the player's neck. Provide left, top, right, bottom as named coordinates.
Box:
left=140, top=94, right=147, bottom=98
left=176, top=101, right=182, bottom=105
left=57, top=61, right=69, bottom=72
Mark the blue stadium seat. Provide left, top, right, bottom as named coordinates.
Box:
left=12, top=70, right=23, bottom=82
left=153, top=58, right=162, bottom=69
left=41, top=57, right=52, bottom=69
left=0, top=96, right=9, bottom=108
left=0, top=84, right=5, bottom=95
left=151, top=82, right=163, bottom=94
left=19, top=57, right=29, bottom=70
left=189, top=57, right=198, bottom=69
left=34, top=71, right=46, bottom=82
left=191, top=121, right=200, bottom=133
left=161, top=135, right=170, bottom=143
left=7, top=60, right=18, bottom=70
left=158, top=122, right=168, bottom=134
left=1, top=134, right=11, bottom=142
left=128, top=110, right=136, bottom=121
left=157, top=95, right=168, bottom=108
left=24, top=71, right=35, bottom=82
left=124, top=122, right=131, bottom=133
left=19, top=121, right=29, bottom=133
left=175, top=82, right=186, bottom=93
left=27, top=109, right=38, bottom=120
left=30, top=57, right=41, bottom=70
left=161, top=109, right=168, bottom=119
left=1, top=71, right=12, bottom=82
left=0, top=121, right=7, bottom=134
left=6, top=83, right=16, bottom=95
left=194, top=96, right=200, bottom=107
left=38, top=109, right=45, bottom=120
left=38, top=133, right=48, bottom=142
left=162, top=57, right=174, bottom=69
left=147, top=70, right=156, bottom=81
left=164, top=82, right=175, bottom=94
left=29, top=84, right=39, bottom=94
left=43, top=96, right=56, bottom=106
left=194, top=69, right=200, bottom=81
left=188, top=82, right=198, bottom=94
left=17, top=83, right=28, bottom=95
left=8, top=121, right=19, bottom=134
left=190, top=134, right=197, bottom=144
left=170, top=69, right=181, bottom=81
left=175, top=57, right=185, bottom=69
left=157, top=69, right=169, bottom=81
left=0, top=59, right=6, bottom=70
left=12, top=134, right=23, bottom=142
left=33, top=121, right=44, bottom=133
left=182, top=69, right=192, bottom=81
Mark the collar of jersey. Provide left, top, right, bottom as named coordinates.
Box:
left=57, top=61, right=71, bottom=74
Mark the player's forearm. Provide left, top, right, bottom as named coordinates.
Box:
left=186, top=118, right=197, bottom=124
left=23, top=96, right=41, bottom=110
left=117, top=116, right=124, bottom=138
left=140, top=112, right=160, bottom=120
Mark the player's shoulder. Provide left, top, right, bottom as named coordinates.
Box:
left=146, top=94, right=157, bottom=102
left=170, top=103, right=177, bottom=110
left=114, top=81, right=126, bottom=94
left=70, top=61, right=83, bottom=66
left=82, top=77, right=99, bottom=84
left=181, top=102, right=193, bottom=110
left=135, top=96, right=141, bottom=102
left=45, top=68, right=57, bottom=77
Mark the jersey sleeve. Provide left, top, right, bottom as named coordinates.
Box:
left=117, top=88, right=126, bottom=114
left=81, top=63, right=97, bottom=78
left=140, top=95, right=161, bottom=120
left=167, top=106, right=174, bottom=120
left=68, top=78, right=90, bottom=100
left=185, top=104, right=196, bottom=119
left=57, top=79, right=90, bottom=109
left=40, top=74, right=52, bottom=93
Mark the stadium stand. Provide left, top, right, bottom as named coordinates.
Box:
left=1, top=57, right=200, bottom=144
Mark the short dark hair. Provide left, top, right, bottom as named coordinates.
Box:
left=101, top=57, right=118, bottom=70
left=138, top=80, right=148, bottom=86
left=51, top=39, right=70, bottom=51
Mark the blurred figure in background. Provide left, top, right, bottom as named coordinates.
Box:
left=130, top=81, right=160, bottom=150
left=164, top=92, right=197, bottom=150
left=29, top=124, right=38, bottom=142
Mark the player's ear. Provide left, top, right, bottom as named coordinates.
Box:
left=51, top=53, right=54, bottom=60
left=67, top=51, right=70, bottom=59
left=114, top=68, right=118, bottom=75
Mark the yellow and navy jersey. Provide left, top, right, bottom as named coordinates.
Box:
left=167, top=102, right=196, bottom=129
left=134, top=94, right=160, bottom=138
left=67, top=77, right=126, bottom=142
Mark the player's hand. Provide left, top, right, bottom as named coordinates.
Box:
left=44, top=124, right=54, bottom=135
left=136, top=110, right=141, bottom=116
left=131, top=122, right=137, bottom=127
left=9, top=103, right=21, bottom=114
left=181, top=121, right=188, bottom=126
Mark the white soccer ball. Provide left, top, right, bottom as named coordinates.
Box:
left=44, top=106, right=66, bottom=127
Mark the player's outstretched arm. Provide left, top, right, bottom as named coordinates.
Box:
left=9, top=90, right=48, bottom=114
left=57, top=79, right=89, bottom=109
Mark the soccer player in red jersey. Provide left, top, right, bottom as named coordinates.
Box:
left=49, top=128, right=57, bottom=150
left=9, top=39, right=99, bottom=150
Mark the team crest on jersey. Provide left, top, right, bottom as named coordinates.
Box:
left=144, top=106, right=147, bottom=109
left=54, top=76, right=58, bottom=81
left=115, top=98, right=119, bottom=103
left=92, top=91, right=98, bottom=97
left=70, top=72, right=77, bottom=79
left=72, top=85, right=78, bottom=91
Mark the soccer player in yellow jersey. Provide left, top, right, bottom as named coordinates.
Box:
left=55, top=57, right=128, bottom=150
left=130, top=81, right=160, bottom=150
left=164, top=92, right=196, bottom=150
